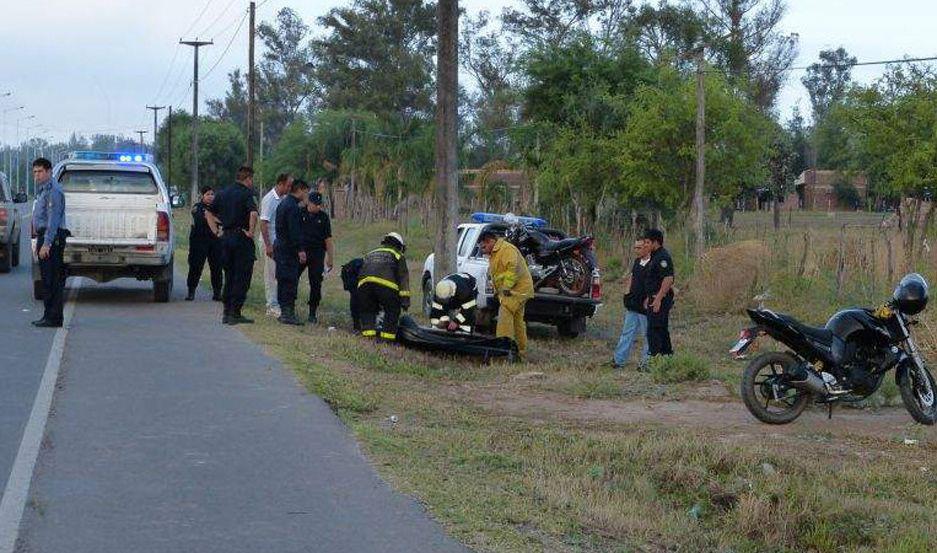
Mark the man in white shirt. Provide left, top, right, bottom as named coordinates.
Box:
left=259, top=173, right=293, bottom=317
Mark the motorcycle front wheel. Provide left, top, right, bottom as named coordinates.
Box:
left=898, top=363, right=937, bottom=425
left=741, top=352, right=810, bottom=424
left=558, top=257, right=590, bottom=296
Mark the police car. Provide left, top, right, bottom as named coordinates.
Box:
left=422, top=213, right=602, bottom=338
left=32, top=151, right=175, bottom=302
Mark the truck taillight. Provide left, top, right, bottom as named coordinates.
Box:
left=0, top=208, right=7, bottom=225
left=156, top=211, right=170, bottom=242
left=590, top=271, right=602, bottom=300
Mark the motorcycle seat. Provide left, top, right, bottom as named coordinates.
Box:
left=537, top=237, right=583, bottom=254
left=777, top=313, right=833, bottom=345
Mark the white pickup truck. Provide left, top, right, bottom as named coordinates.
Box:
left=32, top=152, right=175, bottom=301
left=0, top=172, right=28, bottom=273
left=421, top=214, right=602, bottom=338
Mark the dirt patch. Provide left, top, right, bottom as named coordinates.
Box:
left=465, top=384, right=937, bottom=446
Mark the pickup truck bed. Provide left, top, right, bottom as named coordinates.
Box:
left=0, top=173, right=26, bottom=273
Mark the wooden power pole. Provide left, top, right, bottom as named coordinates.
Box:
left=247, top=1, right=256, bottom=168
left=433, top=0, right=459, bottom=281
left=692, top=48, right=706, bottom=259
left=146, top=105, right=165, bottom=155
left=167, top=106, right=173, bottom=188
left=180, top=38, right=213, bottom=202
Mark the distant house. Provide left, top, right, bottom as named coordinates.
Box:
left=789, top=169, right=868, bottom=211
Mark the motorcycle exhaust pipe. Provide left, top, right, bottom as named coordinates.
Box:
left=787, top=367, right=828, bottom=397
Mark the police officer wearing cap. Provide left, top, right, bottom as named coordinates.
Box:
left=214, top=165, right=259, bottom=325
left=430, top=273, right=478, bottom=333
left=273, top=179, right=310, bottom=325
left=300, top=190, right=334, bottom=324
left=357, top=232, right=410, bottom=341
left=641, top=228, right=675, bottom=356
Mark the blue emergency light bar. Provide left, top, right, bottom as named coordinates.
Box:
left=69, top=151, right=153, bottom=163
left=470, top=212, right=548, bottom=228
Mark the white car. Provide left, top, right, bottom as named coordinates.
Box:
left=32, top=152, right=175, bottom=302
left=422, top=213, right=602, bottom=338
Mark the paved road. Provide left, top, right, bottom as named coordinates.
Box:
left=1, top=239, right=467, bottom=552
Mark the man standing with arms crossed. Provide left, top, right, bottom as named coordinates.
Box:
left=479, top=230, right=534, bottom=358
left=259, top=173, right=292, bottom=318
left=612, top=238, right=651, bottom=368
left=214, top=166, right=258, bottom=325
left=31, top=158, right=68, bottom=328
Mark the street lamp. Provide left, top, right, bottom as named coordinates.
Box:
left=1, top=105, right=24, bottom=176
left=14, top=114, right=36, bottom=190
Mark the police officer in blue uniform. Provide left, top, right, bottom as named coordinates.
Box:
left=641, top=228, right=675, bottom=356
left=299, top=191, right=334, bottom=324
left=31, top=158, right=69, bottom=328
left=273, top=179, right=310, bottom=325
left=186, top=185, right=223, bottom=301
left=213, top=166, right=259, bottom=325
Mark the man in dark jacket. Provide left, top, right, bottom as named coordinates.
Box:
left=430, top=273, right=478, bottom=333
left=214, top=166, right=258, bottom=325
left=273, top=179, right=310, bottom=325
left=186, top=185, right=222, bottom=301
left=612, top=238, right=650, bottom=368
left=357, top=232, right=410, bottom=341
left=299, top=191, right=334, bottom=324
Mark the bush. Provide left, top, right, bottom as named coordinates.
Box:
left=648, top=353, right=711, bottom=384
left=687, top=240, right=768, bottom=314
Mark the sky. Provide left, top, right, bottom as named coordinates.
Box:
left=0, top=0, right=935, bottom=145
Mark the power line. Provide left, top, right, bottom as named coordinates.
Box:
left=181, top=0, right=216, bottom=39
left=201, top=10, right=249, bottom=80
left=200, top=0, right=241, bottom=37
left=786, top=55, right=937, bottom=72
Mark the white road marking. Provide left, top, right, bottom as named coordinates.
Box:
left=0, top=280, right=81, bottom=553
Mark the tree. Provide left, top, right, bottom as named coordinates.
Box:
left=314, top=0, right=437, bottom=121
left=206, top=69, right=248, bottom=135
left=700, top=0, right=798, bottom=109
left=501, top=0, right=628, bottom=50
left=801, top=47, right=856, bottom=170
left=785, top=106, right=808, bottom=176
left=156, top=112, right=246, bottom=194
left=434, top=0, right=459, bottom=280
left=630, top=2, right=707, bottom=66
left=767, top=136, right=793, bottom=229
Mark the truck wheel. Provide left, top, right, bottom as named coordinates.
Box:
left=0, top=246, right=11, bottom=273
left=154, top=276, right=173, bottom=303
left=557, top=316, right=586, bottom=338
left=422, top=275, right=433, bottom=317
left=34, top=278, right=46, bottom=300
left=153, top=260, right=174, bottom=303
left=11, top=237, right=20, bottom=267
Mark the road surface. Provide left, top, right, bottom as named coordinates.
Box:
left=0, top=235, right=467, bottom=552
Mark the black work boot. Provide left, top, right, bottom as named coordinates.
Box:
left=307, top=310, right=318, bottom=324
left=278, top=306, right=304, bottom=326
left=185, top=288, right=196, bottom=301
left=231, top=308, right=254, bottom=325
left=222, top=307, right=232, bottom=325
left=212, top=289, right=223, bottom=302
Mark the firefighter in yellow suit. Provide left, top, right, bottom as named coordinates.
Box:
left=479, top=230, right=534, bottom=357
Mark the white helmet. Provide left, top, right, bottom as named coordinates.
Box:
left=382, top=232, right=406, bottom=252
left=435, top=279, right=457, bottom=300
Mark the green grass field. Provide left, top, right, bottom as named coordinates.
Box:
left=175, top=207, right=936, bottom=552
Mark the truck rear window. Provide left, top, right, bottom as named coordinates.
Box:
left=60, top=170, right=158, bottom=194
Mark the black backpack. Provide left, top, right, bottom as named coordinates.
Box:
left=341, top=258, right=364, bottom=292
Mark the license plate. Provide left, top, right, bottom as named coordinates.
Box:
left=88, top=246, right=114, bottom=254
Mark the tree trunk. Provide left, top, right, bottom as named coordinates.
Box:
left=433, top=0, right=459, bottom=281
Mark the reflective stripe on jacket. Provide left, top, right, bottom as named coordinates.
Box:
left=357, top=247, right=410, bottom=297
left=488, top=238, right=533, bottom=311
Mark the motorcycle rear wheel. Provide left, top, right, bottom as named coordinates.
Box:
left=558, top=257, right=590, bottom=297
left=741, top=352, right=810, bottom=424
left=898, top=363, right=937, bottom=425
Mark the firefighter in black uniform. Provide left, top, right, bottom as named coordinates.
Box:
left=641, top=228, right=675, bottom=356
left=186, top=185, right=223, bottom=301
left=214, top=166, right=259, bottom=325
left=273, top=179, right=310, bottom=325
left=299, top=191, right=334, bottom=324
left=357, top=232, right=410, bottom=341
left=430, top=273, right=478, bottom=333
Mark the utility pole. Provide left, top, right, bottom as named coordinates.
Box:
left=146, top=105, right=165, bottom=154
left=136, top=130, right=148, bottom=152
left=180, top=38, right=213, bottom=202
left=167, top=106, right=173, bottom=188
left=247, top=1, right=257, bottom=167
left=692, top=48, right=706, bottom=260
left=433, top=0, right=459, bottom=280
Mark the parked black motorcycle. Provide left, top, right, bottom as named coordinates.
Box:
left=730, top=273, right=937, bottom=425
left=505, top=224, right=596, bottom=297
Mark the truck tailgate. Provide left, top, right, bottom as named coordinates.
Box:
left=66, top=193, right=158, bottom=243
